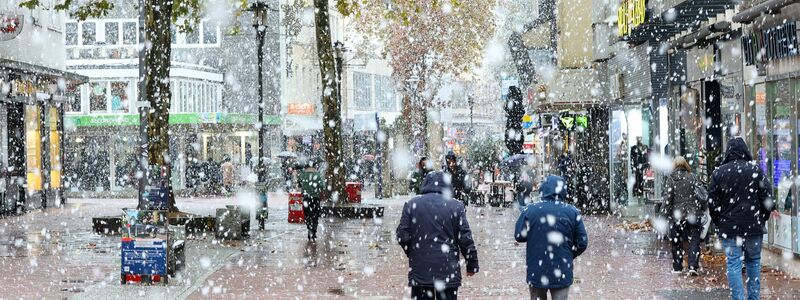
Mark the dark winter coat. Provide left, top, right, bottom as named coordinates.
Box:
left=408, top=168, right=429, bottom=195
left=446, top=164, right=467, bottom=200
left=664, top=169, right=707, bottom=223
left=515, top=175, right=588, bottom=289
left=708, top=137, right=773, bottom=238
left=396, top=171, right=479, bottom=288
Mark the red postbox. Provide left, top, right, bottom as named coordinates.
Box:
left=288, top=192, right=305, bottom=223
left=345, top=182, right=362, bottom=203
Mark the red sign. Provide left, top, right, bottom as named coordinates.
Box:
left=0, top=14, right=23, bottom=41
left=287, top=103, right=314, bottom=115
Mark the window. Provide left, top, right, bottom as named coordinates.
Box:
left=65, top=84, right=81, bottom=112
left=81, top=22, right=96, bottom=45
left=90, top=82, right=107, bottom=112
left=202, top=20, right=218, bottom=44
left=105, top=22, right=119, bottom=45
left=171, top=25, right=177, bottom=44
left=354, top=72, right=373, bottom=108
left=123, top=22, right=137, bottom=45
left=376, top=76, right=396, bottom=111
left=110, top=82, right=129, bottom=113
left=185, top=27, right=200, bottom=44
left=65, top=22, right=78, bottom=45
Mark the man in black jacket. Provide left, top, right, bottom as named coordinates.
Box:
left=445, top=152, right=468, bottom=205
left=396, top=171, right=479, bottom=299
left=708, top=137, right=775, bottom=300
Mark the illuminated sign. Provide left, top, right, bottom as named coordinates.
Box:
left=287, top=103, right=314, bottom=115
left=618, top=0, right=647, bottom=37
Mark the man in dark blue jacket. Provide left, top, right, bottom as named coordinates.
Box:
left=515, top=175, right=588, bottom=300
left=396, top=171, right=479, bottom=300
left=709, top=137, right=775, bottom=300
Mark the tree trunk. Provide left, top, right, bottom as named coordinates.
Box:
left=313, top=0, right=346, bottom=203
left=140, top=0, right=175, bottom=210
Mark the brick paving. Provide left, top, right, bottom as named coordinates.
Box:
left=0, top=193, right=799, bottom=299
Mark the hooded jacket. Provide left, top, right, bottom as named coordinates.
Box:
left=708, top=137, right=773, bottom=238
left=514, top=175, right=588, bottom=289
left=396, top=171, right=479, bottom=288
left=664, top=169, right=706, bottom=223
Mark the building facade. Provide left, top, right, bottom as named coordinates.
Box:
left=0, top=2, right=84, bottom=214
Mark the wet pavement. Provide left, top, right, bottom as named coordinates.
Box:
left=0, top=193, right=799, bottom=299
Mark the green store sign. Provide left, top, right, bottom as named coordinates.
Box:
left=66, top=113, right=281, bottom=127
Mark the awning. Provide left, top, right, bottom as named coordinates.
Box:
left=668, top=21, right=732, bottom=50
left=733, top=0, right=800, bottom=24
left=0, top=59, right=88, bottom=84
left=622, top=0, right=737, bottom=44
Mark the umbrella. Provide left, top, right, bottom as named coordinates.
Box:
left=276, top=151, right=298, bottom=159
left=503, top=153, right=533, bottom=170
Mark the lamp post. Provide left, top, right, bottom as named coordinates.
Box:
left=248, top=1, right=270, bottom=229
left=405, top=75, right=421, bottom=155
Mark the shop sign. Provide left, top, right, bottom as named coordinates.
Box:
left=0, top=13, right=24, bottom=41
left=521, top=115, right=533, bottom=129
left=742, top=22, right=798, bottom=66
left=287, top=103, right=314, bottom=115
left=617, top=0, right=647, bottom=37
left=12, top=79, right=35, bottom=96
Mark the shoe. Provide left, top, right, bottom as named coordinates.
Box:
left=688, top=270, right=699, bottom=276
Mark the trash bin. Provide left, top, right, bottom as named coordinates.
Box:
left=288, top=192, right=305, bottom=223
left=346, top=182, right=362, bottom=203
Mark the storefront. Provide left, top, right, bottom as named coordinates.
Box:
left=739, top=18, right=800, bottom=254
left=0, top=60, right=85, bottom=214
left=63, top=112, right=272, bottom=194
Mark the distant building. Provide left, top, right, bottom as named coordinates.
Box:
left=61, top=1, right=282, bottom=194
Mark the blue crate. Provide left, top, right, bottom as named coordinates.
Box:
left=121, top=238, right=167, bottom=276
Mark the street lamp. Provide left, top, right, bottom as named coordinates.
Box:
left=247, top=0, right=270, bottom=229
left=405, top=75, right=421, bottom=154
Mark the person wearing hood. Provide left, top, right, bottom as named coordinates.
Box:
left=515, top=175, right=588, bottom=300
left=709, top=137, right=775, bottom=300
left=396, top=171, right=479, bottom=300
left=663, top=156, right=706, bottom=276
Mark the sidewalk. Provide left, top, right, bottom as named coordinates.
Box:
left=0, top=194, right=798, bottom=299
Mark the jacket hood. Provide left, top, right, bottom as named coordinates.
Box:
left=421, top=171, right=453, bottom=195
left=539, top=175, right=567, bottom=202
left=723, top=137, right=753, bottom=164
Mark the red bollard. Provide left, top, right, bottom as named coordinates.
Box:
left=288, top=192, right=305, bottom=223
left=345, top=182, right=362, bottom=203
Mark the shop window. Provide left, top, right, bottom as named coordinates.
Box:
left=110, top=82, right=130, bottom=113
left=376, top=76, right=396, bottom=111
left=354, top=72, right=373, bottom=108
left=25, top=105, right=42, bottom=192
left=105, top=22, right=119, bottom=45
left=48, top=108, right=61, bottom=189
left=81, top=22, right=96, bottom=45
left=202, top=20, right=218, bottom=44
left=123, top=22, right=137, bottom=45
left=65, top=22, right=78, bottom=45
left=90, top=82, right=107, bottom=112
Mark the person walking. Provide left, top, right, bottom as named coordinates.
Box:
left=445, top=152, right=468, bottom=205
left=408, top=157, right=430, bottom=195
left=396, top=171, right=479, bottom=300
left=663, top=156, right=706, bottom=276
left=298, top=160, right=325, bottom=241
left=220, top=156, right=235, bottom=193
left=709, top=137, right=776, bottom=300
left=630, top=137, right=648, bottom=197
left=515, top=175, right=588, bottom=300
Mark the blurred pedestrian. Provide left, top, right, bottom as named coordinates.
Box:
left=631, top=137, right=648, bottom=197
left=408, top=157, right=430, bottom=195
left=663, top=156, right=706, bottom=276
left=709, top=137, right=775, bottom=300
left=299, top=160, right=325, bottom=241
left=221, top=156, right=235, bottom=192
left=445, top=152, right=468, bottom=205
left=396, top=171, right=479, bottom=300
left=515, top=175, right=588, bottom=300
